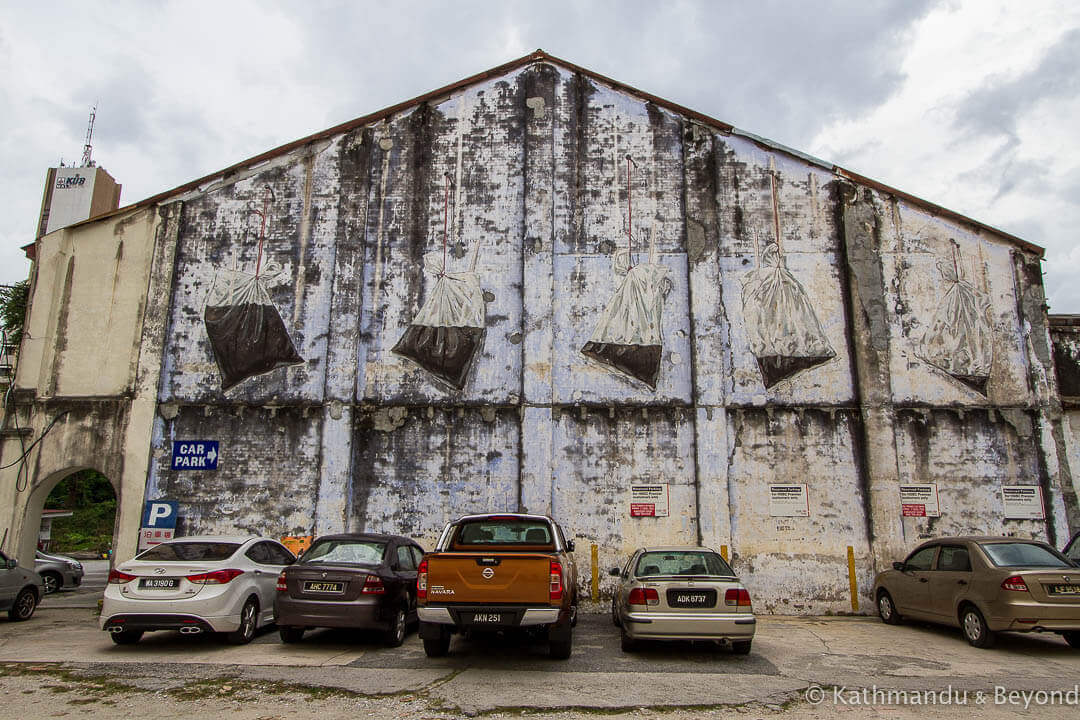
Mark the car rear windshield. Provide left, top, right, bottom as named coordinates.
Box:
left=979, top=542, right=1070, bottom=568
left=137, top=542, right=241, bottom=562
left=635, top=551, right=733, bottom=577
left=301, top=540, right=386, bottom=566
left=454, top=518, right=553, bottom=547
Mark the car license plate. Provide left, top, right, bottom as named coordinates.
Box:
left=1048, top=584, right=1080, bottom=595
left=470, top=612, right=506, bottom=625
left=304, top=581, right=345, bottom=593
left=139, top=578, right=178, bottom=589
left=667, top=589, right=717, bottom=608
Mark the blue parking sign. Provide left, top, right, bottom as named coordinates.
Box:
left=171, top=441, right=219, bottom=470
left=142, top=500, right=178, bottom=529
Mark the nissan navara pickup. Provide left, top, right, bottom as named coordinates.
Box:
left=417, top=513, right=578, bottom=659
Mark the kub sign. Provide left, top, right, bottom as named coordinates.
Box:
left=171, top=441, right=219, bottom=470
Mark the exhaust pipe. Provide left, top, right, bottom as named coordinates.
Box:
left=179, top=626, right=203, bottom=634
left=107, top=626, right=124, bottom=634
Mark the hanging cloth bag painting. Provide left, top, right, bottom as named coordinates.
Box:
left=392, top=249, right=486, bottom=389
left=741, top=242, right=835, bottom=388
left=916, top=249, right=993, bottom=394
left=582, top=248, right=671, bottom=389
left=203, top=192, right=303, bottom=391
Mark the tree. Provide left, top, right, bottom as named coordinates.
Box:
left=0, top=280, right=29, bottom=349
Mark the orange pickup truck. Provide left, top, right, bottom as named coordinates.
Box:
left=416, top=513, right=578, bottom=659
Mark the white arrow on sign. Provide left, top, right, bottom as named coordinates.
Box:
left=207, top=448, right=217, bottom=463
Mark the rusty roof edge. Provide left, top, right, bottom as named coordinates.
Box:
left=63, top=49, right=1044, bottom=259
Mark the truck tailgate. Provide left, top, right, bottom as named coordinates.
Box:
left=427, top=552, right=552, bottom=604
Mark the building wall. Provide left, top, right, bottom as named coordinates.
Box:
left=4, top=59, right=1076, bottom=612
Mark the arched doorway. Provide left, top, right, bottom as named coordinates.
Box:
left=35, top=469, right=117, bottom=594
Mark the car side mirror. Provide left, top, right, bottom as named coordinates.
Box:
left=6, top=559, right=16, bottom=570
left=566, top=540, right=575, bottom=552
left=609, top=568, right=621, bottom=577
left=892, top=561, right=905, bottom=571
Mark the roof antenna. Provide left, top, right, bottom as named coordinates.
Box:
left=80, top=105, right=97, bottom=168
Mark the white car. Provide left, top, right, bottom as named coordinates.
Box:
left=100, top=536, right=295, bottom=645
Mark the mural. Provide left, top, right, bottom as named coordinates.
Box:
left=581, top=156, right=671, bottom=389
left=203, top=188, right=303, bottom=391
left=916, top=240, right=993, bottom=395
left=392, top=173, right=488, bottom=390
left=741, top=164, right=834, bottom=388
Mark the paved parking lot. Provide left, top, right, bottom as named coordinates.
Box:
left=1, top=602, right=1078, bottom=717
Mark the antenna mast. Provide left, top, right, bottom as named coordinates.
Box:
left=80, top=106, right=97, bottom=167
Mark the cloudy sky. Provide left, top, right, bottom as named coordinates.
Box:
left=2, top=1, right=1078, bottom=309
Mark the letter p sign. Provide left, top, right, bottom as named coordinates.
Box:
left=141, top=501, right=178, bottom=529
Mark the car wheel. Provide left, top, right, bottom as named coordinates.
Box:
left=731, top=639, right=753, bottom=655
left=110, top=630, right=143, bottom=645
left=423, top=631, right=451, bottom=657
left=961, top=605, right=995, bottom=648
left=549, top=625, right=572, bottom=660
left=226, top=597, right=258, bottom=645
left=384, top=607, right=407, bottom=648
left=41, top=571, right=62, bottom=595
left=877, top=591, right=902, bottom=625
left=620, top=627, right=636, bottom=652
left=8, top=588, right=37, bottom=621
left=611, top=595, right=621, bottom=627
left=1062, top=631, right=1080, bottom=649
left=279, top=626, right=304, bottom=644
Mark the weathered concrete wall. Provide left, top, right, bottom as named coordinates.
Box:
left=6, top=58, right=1076, bottom=612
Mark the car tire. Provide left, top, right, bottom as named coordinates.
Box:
left=611, top=595, right=621, bottom=627
left=384, top=607, right=407, bottom=648
left=549, top=624, right=573, bottom=660
left=423, top=631, right=451, bottom=658
left=1062, top=631, right=1080, bottom=649
left=619, top=627, right=636, bottom=652
left=41, top=571, right=62, bottom=595
left=731, top=639, right=753, bottom=655
left=110, top=630, right=143, bottom=645
left=279, top=626, right=304, bottom=644
left=960, top=605, right=995, bottom=648
left=8, top=588, right=37, bottom=621
left=877, top=591, right=902, bottom=625
left=226, top=597, right=259, bottom=645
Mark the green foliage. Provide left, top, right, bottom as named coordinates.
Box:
left=0, top=280, right=29, bottom=348
left=45, top=470, right=116, bottom=553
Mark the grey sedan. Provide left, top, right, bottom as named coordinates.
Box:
left=34, top=551, right=84, bottom=594
left=1, top=550, right=43, bottom=621
left=610, top=546, right=756, bottom=654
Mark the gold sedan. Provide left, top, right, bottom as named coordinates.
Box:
left=872, top=537, right=1080, bottom=649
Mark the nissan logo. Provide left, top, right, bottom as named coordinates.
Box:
left=482, top=567, right=495, bottom=579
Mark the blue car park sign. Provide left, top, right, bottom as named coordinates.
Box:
left=142, top=500, right=179, bottom=530
left=171, top=441, right=219, bottom=470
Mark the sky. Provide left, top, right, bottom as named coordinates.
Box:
left=2, top=0, right=1078, bottom=309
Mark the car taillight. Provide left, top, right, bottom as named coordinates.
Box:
left=108, top=570, right=136, bottom=584
left=627, top=587, right=660, bottom=606
left=417, top=559, right=428, bottom=600
left=362, top=574, right=386, bottom=594
left=549, top=561, right=564, bottom=601
left=276, top=571, right=288, bottom=592
left=185, top=569, right=244, bottom=585
left=1001, top=575, right=1029, bottom=592
left=725, top=588, right=752, bottom=607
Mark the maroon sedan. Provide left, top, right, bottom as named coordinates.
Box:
left=274, top=533, right=424, bottom=646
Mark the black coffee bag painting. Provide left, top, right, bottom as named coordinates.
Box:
left=916, top=242, right=993, bottom=395
left=392, top=175, right=487, bottom=390
left=581, top=156, right=671, bottom=389
left=204, top=189, right=304, bottom=391
left=741, top=165, right=835, bottom=388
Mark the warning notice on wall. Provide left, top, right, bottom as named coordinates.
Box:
left=1002, top=485, right=1045, bottom=520
left=630, top=484, right=669, bottom=517
left=899, top=484, right=940, bottom=517
left=768, top=484, right=809, bottom=517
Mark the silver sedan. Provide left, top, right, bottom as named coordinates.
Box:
left=610, top=546, right=756, bottom=654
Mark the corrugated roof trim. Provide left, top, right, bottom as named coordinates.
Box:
left=54, top=49, right=1043, bottom=258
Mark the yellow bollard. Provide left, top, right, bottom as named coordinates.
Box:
left=591, top=544, right=599, bottom=603
left=847, top=545, right=859, bottom=612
